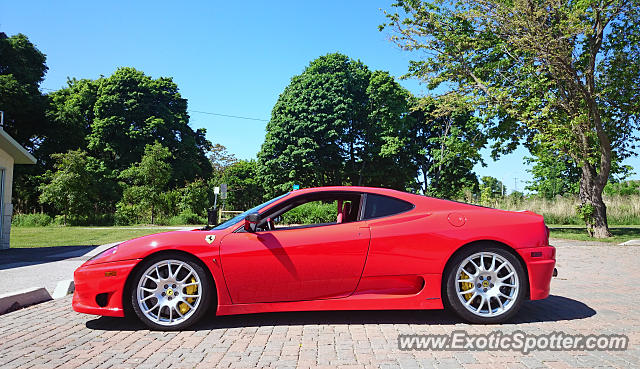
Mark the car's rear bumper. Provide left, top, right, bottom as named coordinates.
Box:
left=516, top=246, right=556, bottom=300
left=72, top=259, right=140, bottom=317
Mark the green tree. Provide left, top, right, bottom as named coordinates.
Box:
left=222, top=160, right=264, bottom=211
left=525, top=146, right=581, bottom=199
left=44, top=79, right=98, bottom=157
left=88, top=67, right=212, bottom=184
left=410, top=96, right=486, bottom=198
left=0, top=32, right=48, bottom=148
left=382, top=0, right=640, bottom=237
left=178, top=178, right=212, bottom=217
left=39, top=150, right=97, bottom=225
left=0, top=32, right=49, bottom=213
left=258, top=53, right=417, bottom=197
left=526, top=144, right=632, bottom=199
left=604, top=180, right=640, bottom=196
left=118, top=142, right=172, bottom=224
left=479, top=176, right=505, bottom=204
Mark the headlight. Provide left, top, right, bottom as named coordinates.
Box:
left=89, top=244, right=119, bottom=261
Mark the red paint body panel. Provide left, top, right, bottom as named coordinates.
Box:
left=72, top=186, right=555, bottom=319
left=219, top=222, right=370, bottom=303
left=72, top=259, right=139, bottom=317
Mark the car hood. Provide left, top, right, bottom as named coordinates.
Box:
left=83, top=230, right=224, bottom=266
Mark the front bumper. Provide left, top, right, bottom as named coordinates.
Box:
left=72, top=259, right=140, bottom=317
left=516, top=246, right=556, bottom=300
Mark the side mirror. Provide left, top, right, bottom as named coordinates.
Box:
left=244, top=212, right=261, bottom=232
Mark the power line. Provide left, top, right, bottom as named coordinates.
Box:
left=39, top=86, right=268, bottom=122
left=189, top=110, right=268, bottom=122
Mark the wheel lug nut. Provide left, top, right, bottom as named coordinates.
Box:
left=168, top=296, right=173, bottom=300
left=479, top=276, right=483, bottom=280
left=483, top=288, right=488, bottom=292
left=174, top=291, right=179, bottom=296
left=164, top=284, right=168, bottom=289
left=490, top=283, right=494, bottom=288
left=161, top=292, right=165, bottom=296
left=477, top=283, right=482, bottom=288
left=487, top=276, right=491, bottom=281
left=172, top=284, right=176, bottom=288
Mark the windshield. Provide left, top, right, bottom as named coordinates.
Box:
left=212, top=192, right=289, bottom=230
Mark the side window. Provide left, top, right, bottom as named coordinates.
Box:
left=272, top=200, right=337, bottom=229
left=363, top=194, right=414, bottom=220
left=258, top=193, right=362, bottom=231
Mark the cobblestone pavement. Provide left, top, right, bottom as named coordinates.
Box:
left=1, top=240, right=639, bottom=368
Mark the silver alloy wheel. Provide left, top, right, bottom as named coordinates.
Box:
left=455, top=251, right=519, bottom=317
left=136, top=259, right=202, bottom=326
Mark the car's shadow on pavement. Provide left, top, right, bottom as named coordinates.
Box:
left=85, top=295, right=595, bottom=331
left=0, top=245, right=100, bottom=270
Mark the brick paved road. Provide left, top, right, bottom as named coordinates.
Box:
left=1, top=240, right=639, bottom=368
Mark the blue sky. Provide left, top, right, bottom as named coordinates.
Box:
left=2, top=0, right=637, bottom=192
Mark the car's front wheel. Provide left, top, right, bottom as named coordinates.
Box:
left=130, top=253, right=212, bottom=330
left=445, top=246, right=527, bottom=324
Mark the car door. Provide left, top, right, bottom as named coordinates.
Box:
left=220, top=221, right=370, bottom=304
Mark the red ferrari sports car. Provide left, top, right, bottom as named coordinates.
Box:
left=73, top=186, right=555, bottom=330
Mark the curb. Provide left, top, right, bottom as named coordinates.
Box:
left=52, top=279, right=75, bottom=299
left=0, top=288, right=52, bottom=315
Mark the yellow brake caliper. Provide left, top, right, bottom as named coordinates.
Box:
left=460, top=271, right=474, bottom=301
left=178, top=277, right=198, bottom=314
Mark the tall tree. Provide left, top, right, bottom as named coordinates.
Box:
left=382, top=0, right=640, bottom=237
left=525, top=145, right=581, bottom=199
left=410, top=96, right=486, bottom=198
left=118, top=142, right=172, bottom=224
left=258, top=53, right=417, bottom=197
left=0, top=32, right=48, bottom=149
left=221, top=160, right=264, bottom=211
left=88, top=67, right=212, bottom=185
left=526, top=143, right=632, bottom=199
left=0, top=32, right=48, bottom=213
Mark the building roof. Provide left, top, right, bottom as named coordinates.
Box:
left=0, top=129, right=37, bottom=164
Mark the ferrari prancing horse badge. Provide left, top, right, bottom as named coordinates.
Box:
left=205, top=235, right=216, bottom=244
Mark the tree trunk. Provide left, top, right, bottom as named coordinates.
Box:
left=579, top=164, right=611, bottom=238
left=151, top=203, right=155, bottom=225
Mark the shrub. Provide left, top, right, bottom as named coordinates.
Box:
left=282, top=201, right=336, bottom=225
left=167, top=211, right=206, bottom=226
left=114, top=204, right=140, bottom=226
left=12, top=213, right=53, bottom=227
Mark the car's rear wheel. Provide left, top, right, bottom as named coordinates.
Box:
left=445, top=246, right=527, bottom=323
left=130, top=254, right=211, bottom=330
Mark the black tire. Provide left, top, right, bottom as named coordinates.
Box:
left=444, top=245, right=528, bottom=324
left=130, top=253, right=213, bottom=330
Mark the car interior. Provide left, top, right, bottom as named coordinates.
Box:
left=252, top=192, right=363, bottom=231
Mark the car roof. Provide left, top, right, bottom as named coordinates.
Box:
left=289, top=186, right=407, bottom=196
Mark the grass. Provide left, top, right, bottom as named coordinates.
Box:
left=479, top=195, right=640, bottom=225
left=10, top=226, right=189, bottom=248
left=476, top=194, right=640, bottom=243
left=549, top=225, right=640, bottom=244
